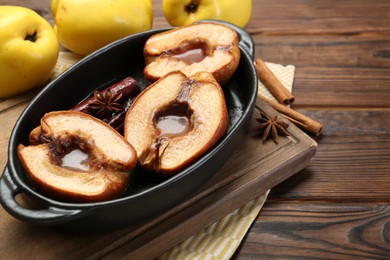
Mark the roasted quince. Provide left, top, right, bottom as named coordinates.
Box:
left=124, top=70, right=228, bottom=175
left=143, top=22, right=240, bottom=85
left=18, top=111, right=137, bottom=203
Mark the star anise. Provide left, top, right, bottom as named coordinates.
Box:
left=89, top=90, right=124, bottom=119
left=254, top=111, right=289, bottom=144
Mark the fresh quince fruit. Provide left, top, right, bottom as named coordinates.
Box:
left=18, top=111, right=137, bottom=203
left=143, top=22, right=240, bottom=85
left=0, top=6, right=59, bottom=98
left=162, top=0, right=252, bottom=28
left=124, top=71, right=228, bottom=175
left=52, top=0, right=153, bottom=56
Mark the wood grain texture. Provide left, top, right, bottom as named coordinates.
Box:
left=247, top=0, right=390, bottom=35
left=243, top=0, right=390, bottom=256
left=269, top=109, right=390, bottom=201
left=0, top=101, right=30, bottom=169
left=253, top=35, right=390, bottom=107
left=0, top=0, right=390, bottom=258
left=233, top=202, right=390, bottom=259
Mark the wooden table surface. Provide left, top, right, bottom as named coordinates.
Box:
left=1, top=0, right=390, bottom=259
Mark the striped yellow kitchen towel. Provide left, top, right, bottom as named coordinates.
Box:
left=158, top=191, right=269, bottom=260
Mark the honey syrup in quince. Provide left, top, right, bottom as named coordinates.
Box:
left=156, top=115, right=190, bottom=136
left=61, top=149, right=90, bottom=171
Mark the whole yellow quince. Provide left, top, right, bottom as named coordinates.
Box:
left=52, top=0, right=153, bottom=56
left=162, top=0, right=252, bottom=28
left=0, top=6, right=59, bottom=98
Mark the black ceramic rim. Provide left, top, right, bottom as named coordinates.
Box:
left=5, top=20, right=258, bottom=210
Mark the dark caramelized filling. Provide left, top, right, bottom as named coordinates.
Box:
left=41, top=134, right=93, bottom=171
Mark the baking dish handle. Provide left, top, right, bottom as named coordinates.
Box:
left=231, top=23, right=255, bottom=59
left=0, top=166, right=85, bottom=225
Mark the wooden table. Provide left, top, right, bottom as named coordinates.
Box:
left=1, top=0, right=389, bottom=258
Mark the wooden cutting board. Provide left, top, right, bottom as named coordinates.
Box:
left=0, top=98, right=317, bottom=259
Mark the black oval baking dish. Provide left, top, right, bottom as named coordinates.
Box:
left=0, top=20, right=258, bottom=232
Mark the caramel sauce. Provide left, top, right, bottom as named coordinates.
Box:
left=61, top=149, right=90, bottom=171
left=156, top=115, right=190, bottom=136
left=172, top=48, right=205, bottom=64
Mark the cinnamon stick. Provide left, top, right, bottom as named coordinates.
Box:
left=71, top=77, right=140, bottom=114
left=255, top=58, right=295, bottom=105
left=258, top=95, right=323, bottom=136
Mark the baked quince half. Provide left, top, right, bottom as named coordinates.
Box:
left=18, top=111, right=137, bottom=203
left=143, top=22, right=240, bottom=85
left=124, top=71, right=228, bottom=175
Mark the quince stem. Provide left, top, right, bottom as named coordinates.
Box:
left=24, top=31, right=37, bottom=42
